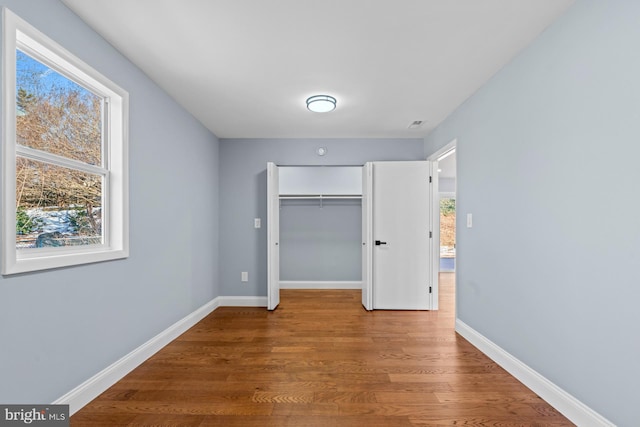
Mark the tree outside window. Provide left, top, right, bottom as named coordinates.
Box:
left=15, top=50, right=104, bottom=249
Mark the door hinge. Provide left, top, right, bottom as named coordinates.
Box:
left=429, top=286, right=432, bottom=293
left=429, top=176, right=432, bottom=183
left=429, top=231, right=433, bottom=238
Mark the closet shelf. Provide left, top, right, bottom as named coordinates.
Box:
left=279, top=194, right=362, bottom=200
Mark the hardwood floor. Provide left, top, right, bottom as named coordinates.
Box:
left=72, top=274, right=573, bottom=426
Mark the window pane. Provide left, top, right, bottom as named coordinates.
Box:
left=16, top=49, right=102, bottom=166
left=16, top=157, right=103, bottom=249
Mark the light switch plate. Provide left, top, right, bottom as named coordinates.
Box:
left=241, top=272, right=248, bottom=282
left=466, top=213, right=473, bottom=228
left=254, top=218, right=261, bottom=228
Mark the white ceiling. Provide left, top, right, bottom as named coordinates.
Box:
left=62, top=0, right=574, bottom=139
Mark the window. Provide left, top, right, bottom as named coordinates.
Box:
left=2, top=8, right=128, bottom=274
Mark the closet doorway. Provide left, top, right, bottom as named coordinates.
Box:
left=267, top=164, right=362, bottom=310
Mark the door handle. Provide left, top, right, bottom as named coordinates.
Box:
left=375, top=240, right=387, bottom=246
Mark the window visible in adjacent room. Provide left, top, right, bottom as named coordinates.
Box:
left=2, top=8, right=129, bottom=274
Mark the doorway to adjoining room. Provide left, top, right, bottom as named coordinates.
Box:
left=437, top=149, right=456, bottom=272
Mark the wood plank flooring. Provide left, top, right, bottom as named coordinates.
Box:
left=71, top=274, right=574, bottom=426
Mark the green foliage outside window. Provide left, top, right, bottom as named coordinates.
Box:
left=440, top=198, right=456, bottom=216
left=16, top=208, right=33, bottom=235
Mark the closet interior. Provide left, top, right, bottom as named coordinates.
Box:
left=277, top=165, right=363, bottom=289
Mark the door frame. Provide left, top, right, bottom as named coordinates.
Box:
left=427, top=138, right=457, bottom=312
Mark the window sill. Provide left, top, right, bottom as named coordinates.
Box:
left=3, top=246, right=128, bottom=275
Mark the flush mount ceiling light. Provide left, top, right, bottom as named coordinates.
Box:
left=306, top=95, right=336, bottom=113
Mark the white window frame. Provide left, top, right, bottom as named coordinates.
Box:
left=2, top=8, right=129, bottom=275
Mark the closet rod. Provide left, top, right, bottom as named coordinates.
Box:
left=279, top=194, right=362, bottom=209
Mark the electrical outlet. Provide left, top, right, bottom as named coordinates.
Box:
left=241, top=272, right=248, bottom=282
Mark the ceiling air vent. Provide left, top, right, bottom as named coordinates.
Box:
left=408, top=120, right=425, bottom=129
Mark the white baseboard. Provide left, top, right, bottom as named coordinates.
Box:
left=455, top=319, right=615, bottom=427
left=217, top=295, right=267, bottom=307
left=54, top=295, right=267, bottom=415
left=280, top=281, right=361, bottom=289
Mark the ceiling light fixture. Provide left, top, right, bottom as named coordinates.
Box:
left=306, top=95, right=336, bottom=113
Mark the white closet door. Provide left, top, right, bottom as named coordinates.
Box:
left=361, top=163, right=373, bottom=310
left=267, top=162, right=280, bottom=310
left=372, top=161, right=431, bottom=310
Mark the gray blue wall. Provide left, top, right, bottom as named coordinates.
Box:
left=424, top=1, right=639, bottom=425
left=219, top=138, right=423, bottom=295
left=0, top=1, right=220, bottom=404
left=280, top=200, right=361, bottom=281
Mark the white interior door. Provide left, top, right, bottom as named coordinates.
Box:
left=372, top=161, right=431, bottom=310
left=429, top=160, right=439, bottom=310
left=267, top=162, right=280, bottom=310
left=361, top=163, right=373, bottom=310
